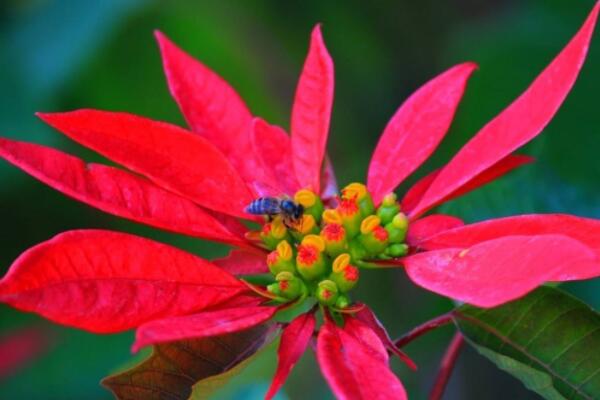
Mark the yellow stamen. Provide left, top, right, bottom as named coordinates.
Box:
left=276, top=240, right=293, bottom=261
left=333, top=253, right=351, bottom=273
left=302, top=234, right=326, bottom=252
left=294, top=189, right=317, bottom=208
left=342, top=182, right=368, bottom=200
left=271, top=217, right=287, bottom=239
left=294, top=214, right=316, bottom=234
left=322, top=209, right=342, bottom=225
left=360, top=215, right=381, bottom=235
left=275, top=271, right=294, bottom=282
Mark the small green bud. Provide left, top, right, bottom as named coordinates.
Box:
left=335, top=294, right=350, bottom=309
left=316, top=279, right=339, bottom=306
left=386, top=243, right=409, bottom=257
left=376, top=193, right=400, bottom=225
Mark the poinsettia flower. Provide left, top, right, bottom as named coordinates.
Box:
left=1, top=3, right=600, bottom=399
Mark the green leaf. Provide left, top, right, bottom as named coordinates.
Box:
left=101, top=323, right=278, bottom=400
left=453, top=286, right=600, bottom=400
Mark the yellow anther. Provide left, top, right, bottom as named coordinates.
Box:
left=271, top=217, right=287, bottom=239
left=360, top=215, right=381, bottom=235
left=382, top=193, right=398, bottom=207
left=302, top=234, right=326, bottom=252
left=342, top=182, right=368, bottom=200
left=333, top=253, right=351, bottom=273
left=276, top=240, right=293, bottom=261
left=392, top=212, right=409, bottom=230
left=294, top=189, right=317, bottom=208
left=322, top=209, right=343, bottom=225
left=295, top=214, right=316, bottom=234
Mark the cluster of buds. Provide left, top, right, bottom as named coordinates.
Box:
left=252, top=183, right=409, bottom=310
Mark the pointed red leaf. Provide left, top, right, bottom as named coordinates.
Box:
left=0, top=230, right=246, bottom=333
left=316, top=317, right=407, bottom=400
left=403, top=235, right=598, bottom=307
left=265, top=312, right=316, bottom=400
left=403, top=154, right=533, bottom=217
left=251, top=118, right=300, bottom=195
left=213, top=249, right=269, bottom=275
left=412, top=4, right=600, bottom=217
left=407, top=214, right=464, bottom=247
left=37, top=110, right=254, bottom=219
left=291, top=25, right=334, bottom=192
left=367, top=62, right=477, bottom=205
left=421, top=213, right=600, bottom=280
left=154, top=31, right=272, bottom=194
left=0, top=137, right=246, bottom=246
left=355, top=305, right=416, bottom=370
left=133, top=305, right=278, bottom=352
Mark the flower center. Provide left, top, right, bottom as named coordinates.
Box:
left=248, top=183, right=409, bottom=310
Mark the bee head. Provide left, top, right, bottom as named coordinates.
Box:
left=281, top=199, right=304, bottom=219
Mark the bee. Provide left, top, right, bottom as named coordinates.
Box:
left=245, top=197, right=304, bottom=228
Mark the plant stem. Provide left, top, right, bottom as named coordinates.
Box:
left=394, top=312, right=453, bottom=348
left=429, top=332, right=464, bottom=400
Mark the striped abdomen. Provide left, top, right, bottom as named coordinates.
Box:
left=245, top=197, right=281, bottom=215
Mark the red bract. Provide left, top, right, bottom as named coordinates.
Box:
left=1, top=3, right=600, bottom=399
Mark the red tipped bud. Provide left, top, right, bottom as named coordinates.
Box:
left=337, top=197, right=362, bottom=238
left=260, top=217, right=290, bottom=249
left=359, top=215, right=389, bottom=255
left=316, top=279, right=339, bottom=306
left=266, top=240, right=296, bottom=275
left=330, top=253, right=359, bottom=292
left=342, top=183, right=375, bottom=217
left=274, top=271, right=305, bottom=300
left=294, top=188, right=324, bottom=222
left=296, top=235, right=327, bottom=280
left=377, top=193, right=400, bottom=225
left=320, top=223, right=347, bottom=257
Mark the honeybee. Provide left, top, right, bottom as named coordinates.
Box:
left=245, top=197, right=304, bottom=228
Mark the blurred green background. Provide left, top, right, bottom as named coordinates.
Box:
left=1, top=0, right=599, bottom=399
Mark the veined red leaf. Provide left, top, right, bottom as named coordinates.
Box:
left=316, top=317, right=407, bottom=400
left=403, top=234, right=598, bottom=308
left=367, top=62, right=477, bottom=205
left=37, top=110, right=254, bottom=219
left=411, top=4, right=600, bottom=217
left=421, top=213, right=600, bottom=280
left=154, top=31, right=273, bottom=195
left=133, top=305, right=278, bottom=352
left=213, top=249, right=269, bottom=275
left=355, top=305, right=416, bottom=370
left=402, top=154, right=533, bottom=217
left=251, top=118, right=300, bottom=195
left=406, top=214, right=464, bottom=247
left=0, top=230, right=246, bottom=333
left=291, top=24, right=334, bottom=193
left=0, top=138, right=246, bottom=246
left=265, top=312, right=316, bottom=400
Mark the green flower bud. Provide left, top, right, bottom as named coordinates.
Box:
left=342, top=183, right=375, bottom=217
left=266, top=240, right=296, bottom=275
left=386, top=243, right=409, bottom=257
left=330, top=253, right=360, bottom=292
left=260, top=217, right=291, bottom=249
left=385, top=212, right=409, bottom=244
left=358, top=215, right=389, bottom=256
left=275, top=271, right=305, bottom=300
left=296, top=235, right=327, bottom=281
left=294, top=189, right=324, bottom=223
left=316, top=279, right=339, bottom=306
left=335, top=294, right=350, bottom=309
left=377, top=193, right=401, bottom=225
left=337, top=197, right=362, bottom=238
left=320, top=223, right=347, bottom=257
